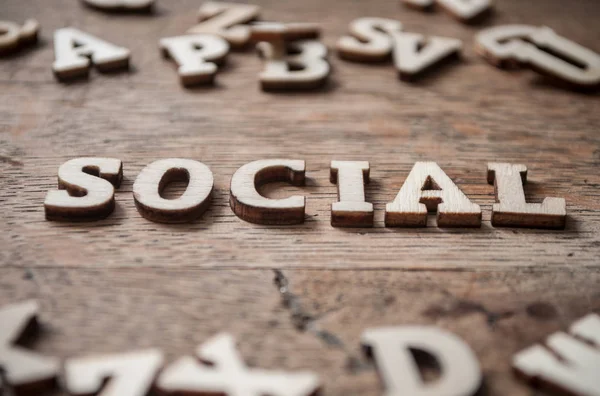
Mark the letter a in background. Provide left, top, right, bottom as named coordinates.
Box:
left=385, top=162, right=481, bottom=227
left=513, top=314, right=600, bottom=396
left=362, top=326, right=482, bottom=396
left=44, top=157, right=123, bottom=221
left=52, top=27, right=130, bottom=80
left=487, top=163, right=566, bottom=229
left=230, top=159, right=306, bottom=225
left=0, top=301, right=59, bottom=395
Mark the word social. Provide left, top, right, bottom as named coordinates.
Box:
left=44, top=158, right=567, bottom=229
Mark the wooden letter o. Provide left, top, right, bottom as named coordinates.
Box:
left=133, top=158, right=214, bottom=223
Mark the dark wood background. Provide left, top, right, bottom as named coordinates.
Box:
left=1, top=0, right=599, bottom=395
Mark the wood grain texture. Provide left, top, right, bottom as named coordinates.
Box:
left=3, top=0, right=599, bottom=269
left=0, top=267, right=598, bottom=396
left=0, top=0, right=599, bottom=395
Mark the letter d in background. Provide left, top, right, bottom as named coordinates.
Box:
left=362, top=326, right=482, bottom=396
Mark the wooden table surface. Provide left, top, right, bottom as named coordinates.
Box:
left=1, top=0, right=599, bottom=395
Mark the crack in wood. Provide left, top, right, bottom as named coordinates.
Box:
left=423, top=292, right=515, bottom=328
left=272, top=269, right=371, bottom=373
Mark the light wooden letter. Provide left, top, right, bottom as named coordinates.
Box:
left=526, top=27, right=600, bottom=88
left=82, top=0, right=154, bottom=11
left=157, top=333, right=321, bottom=396
left=65, top=349, right=164, bottom=396
left=264, top=22, right=321, bottom=41
left=133, top=158, right=214, bottom=223
left=258, top=40, right=329, bottom=91
left=187, top=2, right=260, bottom=48
left=476, top=25, right=600, bottom=89
left=362, top=326, right=482, bottom=396
left=385, top=162, right=481, bottom=227
left=253, top=22, right=328, bottom=91
left=513, top=314, right=600, bottom=396
left=487, top=163, right=566, bottom=229
left=44, top=157, right=123, bottom=221
left=250, top=22, right=321, bottom=43
left=401, top=0, right=435, bottom=9
left=230, top=159, right=305, bottom=225
left=160, top=34, right=229, bottom=86
left=436, top=0, right=492, bottom=22
left=330, top=161, right=373, bottom=227
left=391, top=31, right=462, bottom=80
left=475, top=25, right=539, bottom=67
left=337, top=17, right=402, bottom=62
left=52, top=27, right=130, bottom=80
left=0, top=19, right=39, bottom=55
left=0, top=301, right=59, bottom=395
left=402, top=0, right=492, bottom=22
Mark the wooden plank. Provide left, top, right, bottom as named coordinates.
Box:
left=0, top=267, right=598, bottom=395
left=0, top=0, right=599, bottom=395
left=1, top=0, right=599, bottom=269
